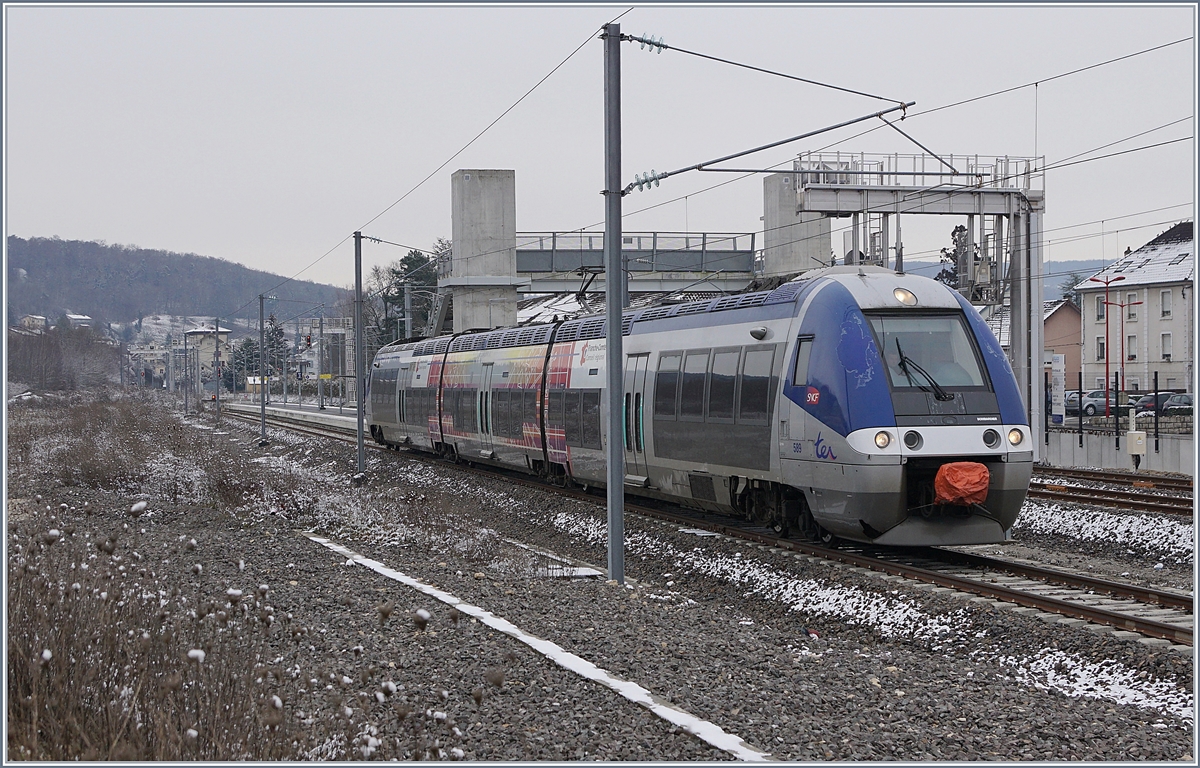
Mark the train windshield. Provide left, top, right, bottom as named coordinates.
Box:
left=867, top=313, right=988, bottom=390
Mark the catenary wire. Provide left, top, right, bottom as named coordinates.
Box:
left=229, top=32, right=1191, bottom=320
left=406, top=125, right=1194, bottom=276
left=623, top=34, right=907, bottom=106
left=221, top=8, right=633, bottom=319
left=606, top=36, right=1196, bottom=219
left=362, top=38, right=1193, bottom=274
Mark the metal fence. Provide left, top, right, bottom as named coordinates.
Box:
left=514, top=231, right=756, bottom=274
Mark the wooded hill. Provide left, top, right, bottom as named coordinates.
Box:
left=6, top=236, right=342, bottom=329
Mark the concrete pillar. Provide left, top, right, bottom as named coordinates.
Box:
left=762, top=173, right=830, bottom=276
left=446, top=170, right=529, bottom=332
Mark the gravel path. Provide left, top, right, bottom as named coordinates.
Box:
left=7, top=394, right=1194, bottom=760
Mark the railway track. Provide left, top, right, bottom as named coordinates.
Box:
left=1027, top=481, right=1194, bottom=515
left=1033, top=465, right=1194, bottom=493
left=219, top=404, right=1194, bottom=646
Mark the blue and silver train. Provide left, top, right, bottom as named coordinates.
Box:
left=366, top=265, right=1032, bottom=546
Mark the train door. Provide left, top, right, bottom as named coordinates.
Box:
left=396, top=363, right=413, bottom=439
left=623, top=353, right=650, bottom=480
left=479, top=363, right=495, bottom=456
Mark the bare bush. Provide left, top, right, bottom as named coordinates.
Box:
left=7, top=327, right=119, bottom=390
left=6, top=518, right=303, bottom=760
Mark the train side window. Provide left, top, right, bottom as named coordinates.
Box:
left=708, top=349, right=740, bottom=422
left=654, top=353, right=681, bottom=420
left=503, top=390, right=515, bottom=439
left=464, top=388, right=477, bottom=432
left=522, top=390, right=537, bottom=440
left=547, top=389, right=565, bottom=433
left=793, top=336, right=813, bottom=386
left=581, top=390, right=602, bottom=449
left=739, top=347, right=776, bottom=425
left=493, top=390, right=509, bottom=439
left=564, top=390, right=582, bottom=446
left=509, top=390, right=520, bottom=439
left=679, top=350, right=709, bottom=422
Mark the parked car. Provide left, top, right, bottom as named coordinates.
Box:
left=1066, top=389, right=1122, bottom=416
left=1161, top=393, right=1193, bottom=415
left=1133, top=392, right=1174, bottom=414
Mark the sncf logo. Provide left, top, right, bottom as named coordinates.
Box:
left=805, top=386, right=820, bottom=405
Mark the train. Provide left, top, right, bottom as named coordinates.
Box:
left=365, top=265, right=1033, bottom=547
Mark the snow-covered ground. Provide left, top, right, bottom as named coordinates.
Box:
left=301, top=452, right=1195, bottom=724
left=119, top=313, right=256, bottom=345
left=1014, top=498, right=1194, bottom=565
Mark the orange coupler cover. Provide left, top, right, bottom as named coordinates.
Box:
left=933, top=462, right=991, bottom=506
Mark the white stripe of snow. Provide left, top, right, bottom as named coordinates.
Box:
left=535, top=508, right=1194, bottom=720
left=303, top=533, right=773, bottom=762
left=987, top=648, right=1194, bottom=721
left=1014, top=499, right=1194, bottom=563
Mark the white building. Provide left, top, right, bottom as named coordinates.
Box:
left=1075, top=222, right=1193, bottom=394
left=19, top=315, right=47, bottom=332
left=180, top=325, right=233, bottom=376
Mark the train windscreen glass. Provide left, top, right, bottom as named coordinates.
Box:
left=868, top=314, right=987, bottom=390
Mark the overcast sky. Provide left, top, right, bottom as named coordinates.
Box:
left=4, top=3, right=1195, bottom=302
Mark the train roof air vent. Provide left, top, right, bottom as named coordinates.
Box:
left=674, top=300, right=715, bottom=316
left=529, top=325, right=553, bottom=345
left=636, top=307, right=675, bottom=323
left=765, top=282, right=806, bottom=304
left=555, top=321, right=582, bottom=344
left=578, top=317, right=606, bottom=340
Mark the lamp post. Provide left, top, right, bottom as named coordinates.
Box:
left=1089, top=274, right=1125, bottom=416
left=1104, top=295, right=1143, bottom=407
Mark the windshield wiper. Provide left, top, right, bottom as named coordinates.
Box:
left=895, top=339, right=954, bottom=401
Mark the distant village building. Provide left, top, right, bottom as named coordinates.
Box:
left=1043, top=299, right=1083, bottom=384
left=1075, top=221, right=1193, bottom=393
left=180, top=325, right=233, bottom=376
left=127, top=343, right=169, bottom=385
left=19, top=315, right=47, bottom=333
left=245, top=376, right=277, bottom=394
left=63, top=314, right=93, bottom=329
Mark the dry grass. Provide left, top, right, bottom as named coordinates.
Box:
left=6, top=390, right=484, bottom=760
left=7, top=519, right=303, bottom=760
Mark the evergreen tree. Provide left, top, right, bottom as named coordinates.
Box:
left=935, top=225, right=969, bottom=290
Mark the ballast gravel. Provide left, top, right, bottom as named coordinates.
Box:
left=8, top=396, right=1193, bottom=761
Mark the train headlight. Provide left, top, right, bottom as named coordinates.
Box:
left=903, top=430, right=923, bottom=449
left=982, top=429, right=1001, bottom=448
left=893, top=288, right=918, bottom=306
left=874, top=431, right=892, bottom=449
left=1007, top=428, right=1024, bottom=446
